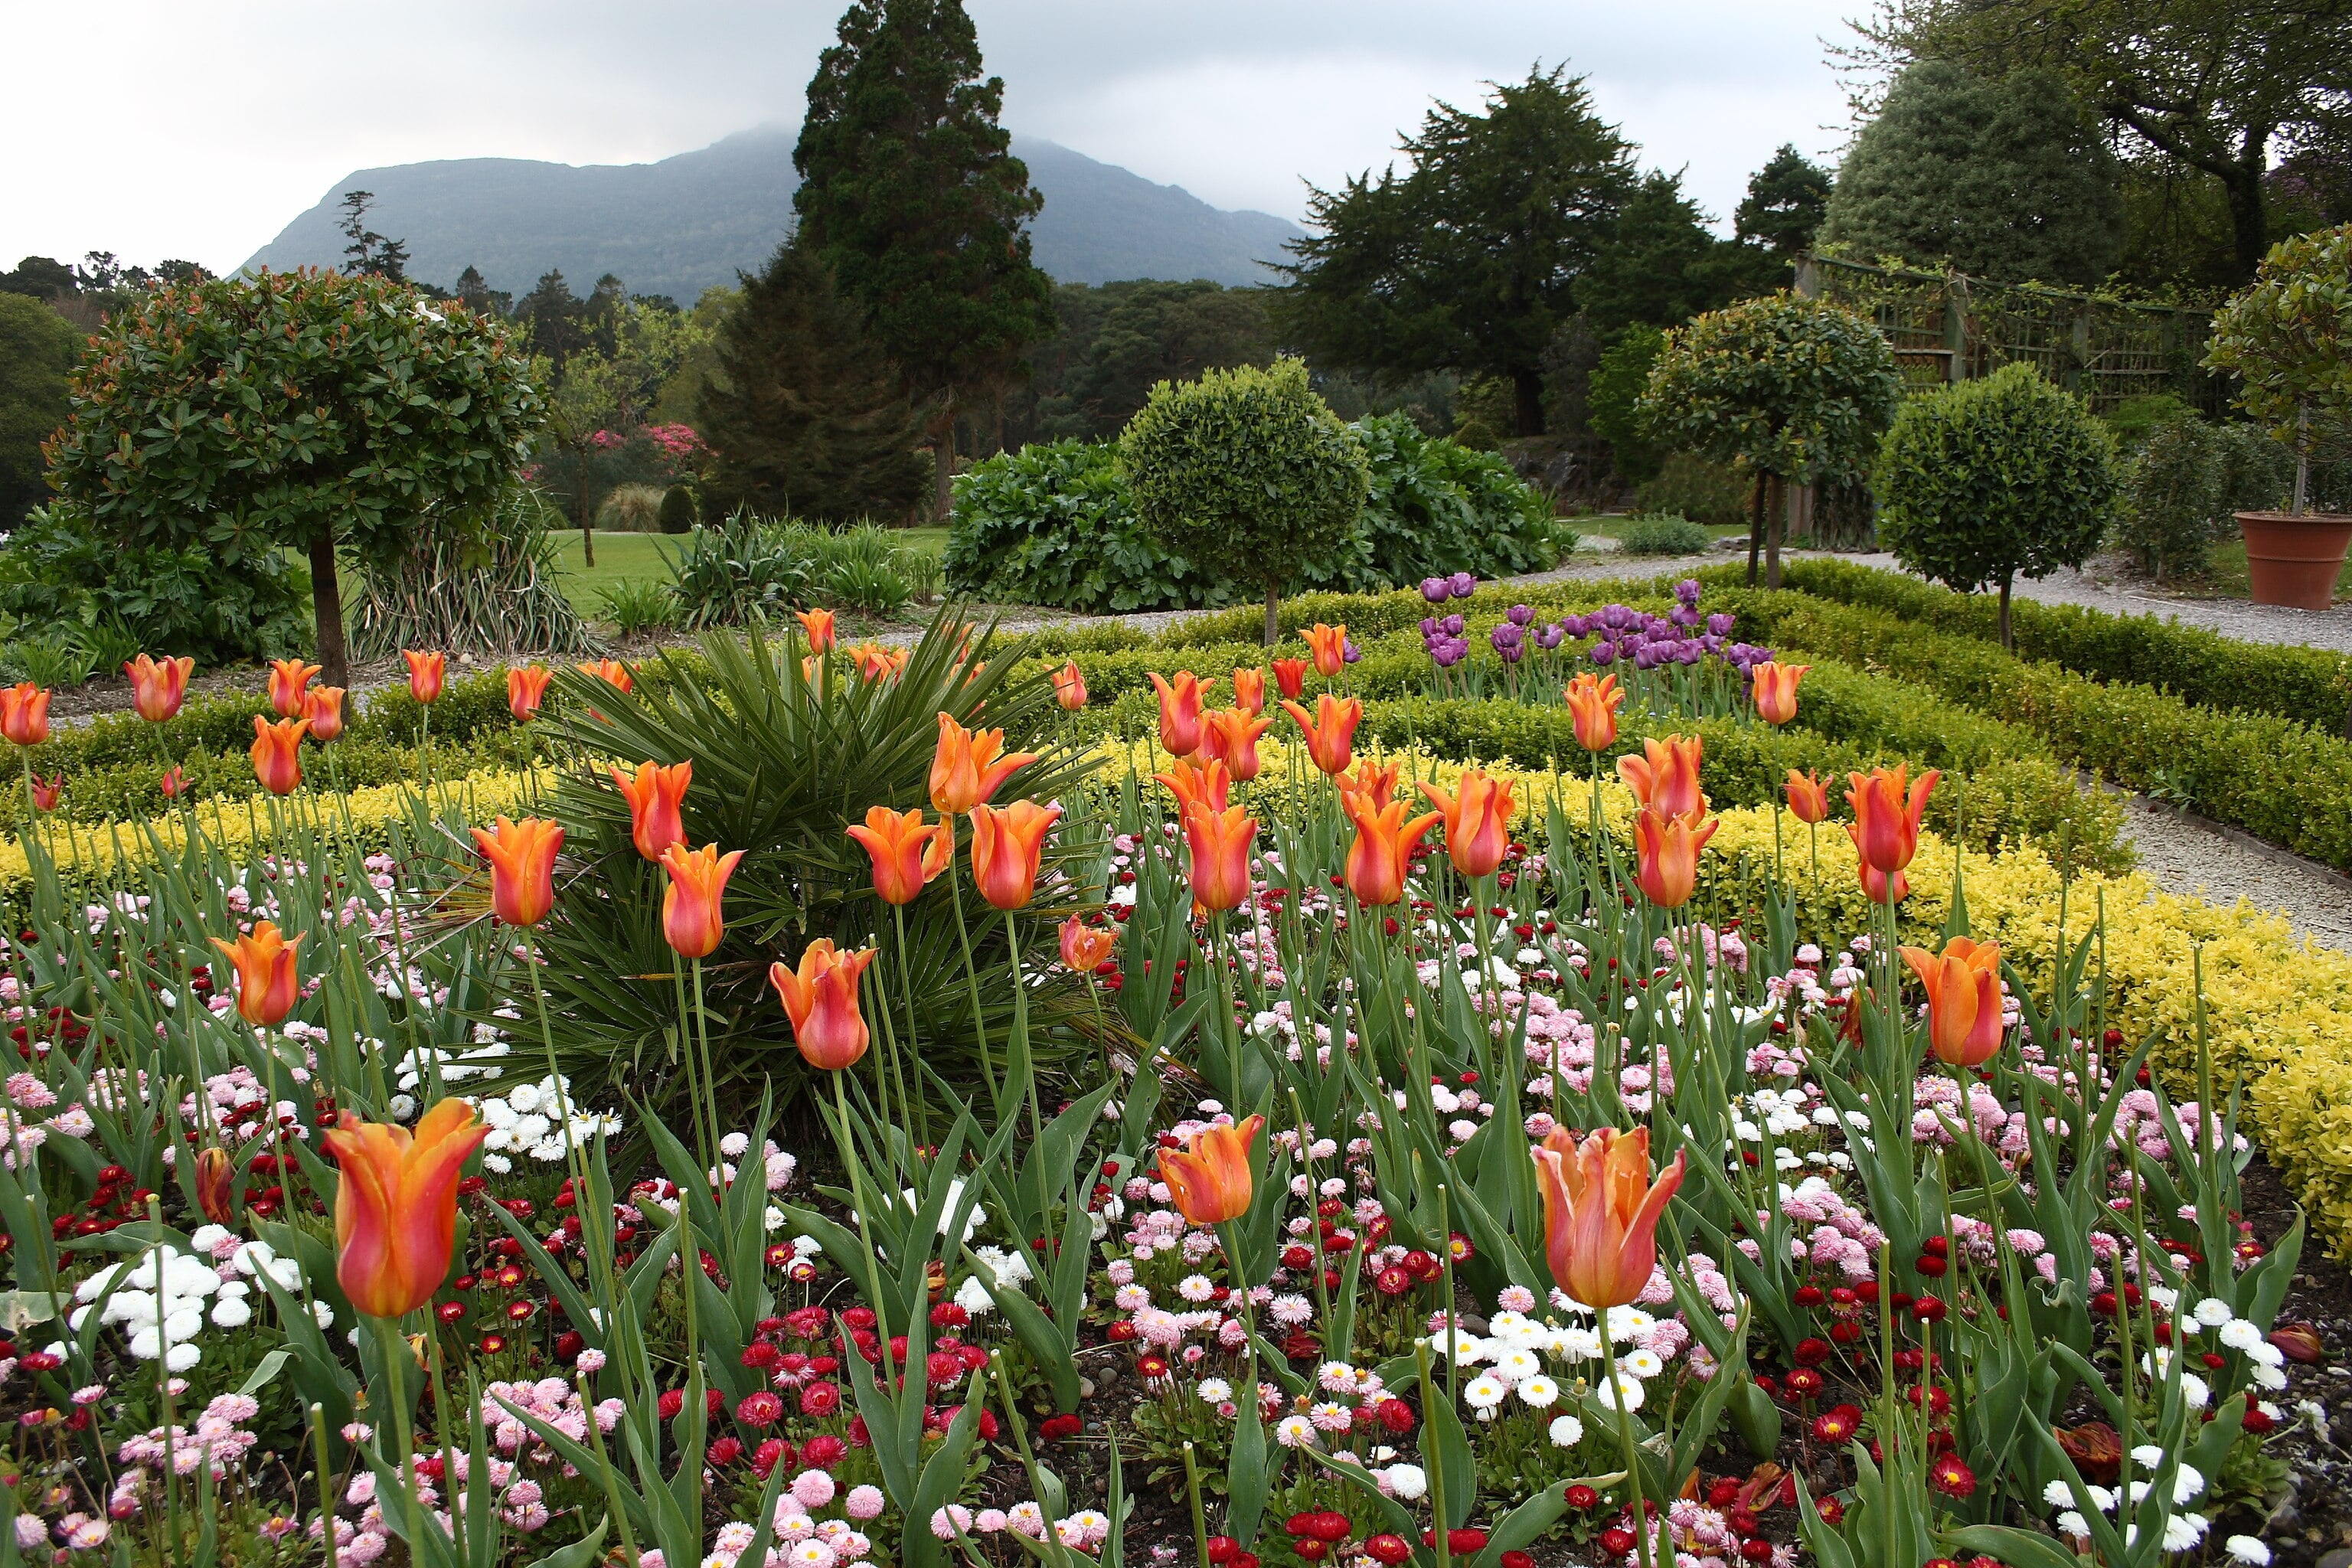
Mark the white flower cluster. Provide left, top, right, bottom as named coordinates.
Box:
left=1428, top=1305, right=1679, bottom=1424
left=472, top=1076, right=623, bottom=1174
left=70, top=1235, right=317, bottom=1371
left=2044, top=1445, right=2212, bottom=1551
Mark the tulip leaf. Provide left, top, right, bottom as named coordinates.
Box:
left=524, top=1516, right=610, bottom=1568
left=1418, top=1342, right=1478, bottom=1530
left=1466, top=1475, right=1584, bottom=1568
left=1941, top=1527, right=2087, bottom=1568
left=906, top=1388, right=986, bottom=1568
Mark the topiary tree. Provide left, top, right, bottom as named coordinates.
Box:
left=1587, top=325, right=1668, bottom=485
left=2203, top=223, right=2352, bottom=516
left=1873, top=362, right=2121, bottom=648
left=43, top=269, right=542, bottom=683
left=1639, top=292, right=1905, bottom=586
left=1122, top=356, right=1370, bottom=645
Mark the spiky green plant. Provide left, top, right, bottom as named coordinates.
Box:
left=348, top=488, right=599, bottom=662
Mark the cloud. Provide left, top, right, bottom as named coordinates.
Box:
left=0, top=0, right=1857, bottom=271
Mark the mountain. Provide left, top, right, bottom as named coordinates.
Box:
left=242, top=126, right=1302, bottom=299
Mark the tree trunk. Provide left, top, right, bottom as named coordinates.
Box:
left=1998, top=576, right=2014, bottom=652
left=2223, top=130, right=2272, bottom=285
left=930, top=395, right=959, bottom=523
left=2294, top=404, right=2312, bottom=516
left=1745, top=470, right=1766, bottom=587
left=1764, top=474, right=1785, bottom=590
left=308, top=531, right=349, bottom=688
left=574, top=459, right=595, bottom=568
left=1511, top=368, right=1546, bottom=438
left=1264, top=583, right=1280, bottom=648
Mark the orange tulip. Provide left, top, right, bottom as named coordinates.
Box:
left=1901, top=936, right=2007, bottom=1068
left=1338, top=758, right=1400, bottom=812
left=1157, top=1114, right=1265, bottom=1227
left=844, top=805, right=953, bottom=906
left=0, top=683, right=51, bottom=748
left=1051, top=662, right=1089, bottom=710
left=321, top=1099, right=488, bottom=1320
left=769, top=939, right=877, bottom=1072
left=1282, top=694, right=1362, bottom=776
left=1148, top=671, right=1207, bottom=757
left=930, top=714, right=1037, bottom=815
left=580, top=658, right=632, bottom=694
left=658, top=842, right=746, bottom=959
left=969, top=799, right=1061, bottom=911
left=1845, top=764, right=1939, bottom=877
left=1060, top=915, right=1116, bottom=975
left=304, top=685, right=345, bottom=742
left=1531, top=1125, right=1686, bottom=1310
left=1750, top=661, right=1811, bottom=726
left=1183, top=802, right=1258, bottom=913
left=1200, top=709, right=1271, bottom=782
left=470, top=815, right=565, bottom=927
left=403, top=650, right=446, bottom=704
left=1421, top=768, right=1518, bottom=879
left=1271, top=658, right=1308, bottom=701
left=797, top=608, right=837, bottom=654
left=1230, top=667, right=1266, bottom=717
left=1155, top=757, right=1230, bottom=818
left=266, top=659, right=319, bottom=720
left=209, top=920, right=305, bottom=1027
left=28, top=775, right=61, bottom=813
left=250, top=715, right=308, bottom=795
left=126, top=655, right=193, bottom=724
left=158, top=766, right=189, bottom=800
left=1563, top=672, right=1625, bottom=753
left=194, top=1146, right=236, bottom=1227
left=1341, top=789, right=1441, bottom=907
left=508, top=665, right=553, bottom=722
left=1304, top=623, right=1348, bottom=679
left=1617, top=734, right=1705, bottom=822
left=1633, top=805, right=1717, bottom=909
left=1785, top=769, right=1830, bottom=825
left=850, top=642, right=909, bottom=681
left=610, top=760, right=691, bottom=862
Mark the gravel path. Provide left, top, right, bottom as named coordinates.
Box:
left=2112, top=795, right=2352, bottom=952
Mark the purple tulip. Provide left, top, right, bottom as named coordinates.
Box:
left=1675, top=578, right=1703, bottom=606
left=1507, top=603, right=1535, bottom=627
left=1441, top=614, right=1465, bottom=637
left=1449, top=572, right=1478, bottom=599
left=1589, top=641, right=1617, bottom=666
left=1432, top=639, right=1468, bottom=668
left=1677, top=642, right=1704, bottom=665
left=1632, top=644, right=1662, bottom=671
left=1707, top=612, right=1736, bottom=637
left=1671, top=606, right=1700, bottom=629
left=1343, top=639, right=1363, bottom=665
left=1701, top=633, right=1723, bottom=654
left=1533, top=622, right=1565, bottom=650
left=1560, top=613, right=1590, bottom=639
left=1420, top=616, right=1439, bottom=637
left=1489, top=623, right=1524, bottom=651
left=1421, top=577, right=1451, bottom=604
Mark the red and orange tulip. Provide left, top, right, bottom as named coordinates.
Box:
left=1750, top=661, right=1811, bottom=726
left=1617, top=734, right=1705, bottom=822
left=1860, top=863, right=1911, bottom=906
left=1563, top=672, right=1624, bottom=753
left=194, top=1146, right=236, bottom=1227
left=969, top=799, right=1061, bottom=911
left=1338, top=758, right=1400, bottom=812
left=508, top=665, right=553, bottom=722
left=304, top=686, right=345, bottom=742
left=266, top=660, right=320, bottom=720
left=1420, top=767, right=1517, bottom=879
left=1282, top=694, right=1361, bottom=776
left=1271, top=658, right=1308, bottom=701
left=930, top=714, right=1037, bottom=815
left=1341, top=789, right=1441, bottom=907
left=1901, top=936, right=2006, bottom=1068
left=1157, top=1114, right=1264, bottom=1227
left=1183, top=802, right=1258, bottom=913
left=797, top=608, right=837, bottom=654
left=1155, top=757, right=1230, bottom=819
left=321, top=1100, right=488, bottom=1320
left=0, top=683, right=51, bottom=748
left=250, top=716, right=308, bottom=795
left=610, top=760, right=691, bottom=862
left=1304, top=623, right=1349, bottom=679
left=210, top=920, right=305, bottom=1027
left=403, top=650, right=446, bottom=704
left=1060, top=915, right=1116, bottom=975
left=1051, top=662, right=1089, bottom=711
left=158, top=766, right=189, bottom=800
left=28, top=775, right=61, bottom=813
left=844, top=805, right=954, bottom=906
left=1846, top=764, right=1939, bottom=877
left=580, top=658, right=632, bottom=694
left=769, top=939, right=877, bottom=1071
left=126, top=655, right=193, bottom=724
left=470, top=816, right=565, bottom=928
left=1148, top=671, right=1207, bottom=758
left=1785, top=769, right=1830, bottom=825
left=1632, top=805, right=1716, bottom=910
left=1230, top=667, right=1266, bottom=717
left=850, top=642, right=909, bottom=681
left=1532, top=1125, right=1686, bottom=1310
left=658, top=842, right=746, bottom=959
left=1200, top=709, right=1271, bottom=782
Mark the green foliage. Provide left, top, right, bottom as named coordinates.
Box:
left=1873, top=363, right=2121, bottom=636
left=696, top=243, right=930, bottom=524
left=1011, top=280, right=1277, bottom=444
left=1576, top=171, right=1759, bottom=339
left=348, top=487, right=597, bottom=662
left=43, top=270, right=541, bottom=664
left=1588, top=325, right=1668, bottom=482
left=2203, top=223, right=2352, bottom=511
left=599, top=578, right=680, bottom=638
left=2102, top=392, right=2193, bottom=451
left=0, top=292, right=78, bottom=528
left=1636, top=452, right=1751, bottom=527
left=1735, top=144, right=1834, bottom=260
left=1615, top=514, right=1715, bottom=555
left=0, top=501, right=309, bottom=664
left=1122, top=358, right=1370, bottom=621
left=1819, top=60, right=2123, bottom=286
left=1642, top=292, right=1904, bottom=486
left=1351, top=412, right=1570, bottom=582
left=665, top=512, right=933, bottom=626
left=657, top=483, right=698, bottom=535
left=944, top=439, right=1233, bottom=613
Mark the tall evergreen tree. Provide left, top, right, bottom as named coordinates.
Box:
left=793, top=0, right=1054, bottom=518
left=1736, top=145, right=1834, bottom=257
left=1819, top=59, right=2124, bottom=285
left=695, top=243, right=929, bottom=524
left=516, top=270, right=583, bottom=371
left=1577, top=172, right=1749, bottom=337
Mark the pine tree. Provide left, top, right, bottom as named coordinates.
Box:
left=1736, top=145, right=1834, bottom=257
left=1818, top=60, right=2123, bottom=286
left=694, top=243, right=929, bottom=524
left=793, top=0, right=1054, bottom=518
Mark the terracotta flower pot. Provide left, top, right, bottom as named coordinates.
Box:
left=2237, top=511, right=2352, bottom=610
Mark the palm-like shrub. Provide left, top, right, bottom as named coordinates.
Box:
left=521, top=607, right=1106, bottom=1119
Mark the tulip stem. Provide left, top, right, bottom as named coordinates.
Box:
left=690, top=956, right=726, bottom=1186
left=828, top=1067, right=897, bottom=1387
left=368, top=1313, right=425, bottom=1558
left=1181, top=1441, right=1210, bottom=1568
left=946, top=869, right=999, bottom=1115
left=890, top=903, right=930, bottom=1152
left=1600, top=1326, right=1656, bottom=1568
left=309, top=1402, right=341, bottom=1568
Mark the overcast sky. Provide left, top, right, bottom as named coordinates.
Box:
left=3, top=0, right=1863, bottom=273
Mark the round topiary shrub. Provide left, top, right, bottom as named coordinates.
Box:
left=1615, top=514, right=1715, bottom=556
left=1122, top=356, right=1370, bottom=645
left=1873, top=361, right=2120, bottom=647
left=658, top=482, right=700, bottom=534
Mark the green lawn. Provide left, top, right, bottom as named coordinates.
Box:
left=536, top=527, right=952, bottom=617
